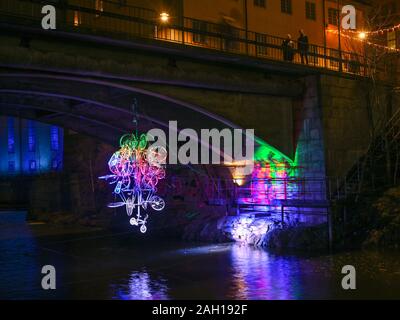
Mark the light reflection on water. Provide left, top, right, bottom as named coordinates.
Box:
left=0, top=212, right=41, bottom=299
left=1, top=212, right=400, bottom=300
left=230, top=245, right=300, bottom=300
left=111, top=270, right=169, bottom=300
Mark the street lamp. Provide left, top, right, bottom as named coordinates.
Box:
left=358, top=32, right=367, bottom=40
left=160, top=12, right=170, bottom=23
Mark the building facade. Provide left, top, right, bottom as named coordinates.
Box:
left=64, top=0, right=370, bottom=50
left=184, top=0, right=368, bottom=50
left=2, top=0, right=386, bottom=76
left=0, top=117, right=64, bottom=176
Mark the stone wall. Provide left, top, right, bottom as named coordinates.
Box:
left=295, top=76, right=327, bottom=182
left=292, top=73, right=400, bottom=182
left=290, top=73, right=400, bottom=201
left=320, top=75, right=397, bottom=178
left=138, top=84, right=295, bottom=158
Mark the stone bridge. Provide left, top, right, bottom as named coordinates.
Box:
left=0, top=1, right=397, bottom=203
left=0, top=30, right=305, bottom=158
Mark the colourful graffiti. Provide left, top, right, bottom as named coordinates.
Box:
left=239, top=140, right=298, bottom=205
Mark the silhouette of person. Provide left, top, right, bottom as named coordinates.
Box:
left=282, top=34, right=294, bottom=62
left=298, top=29, right=309, bottom=64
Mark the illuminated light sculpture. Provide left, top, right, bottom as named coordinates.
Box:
left=99, top=133, right=167, bottom=233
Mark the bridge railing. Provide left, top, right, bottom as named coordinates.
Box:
left=235, top=178, right=327, bottom=203
left=202, top=175, right=368, bottom=207
left=0, top=0, right=369, bottom=77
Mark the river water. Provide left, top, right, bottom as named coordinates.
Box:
left=0, top=212, right=399, bottom=300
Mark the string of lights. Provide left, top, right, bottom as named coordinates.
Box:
left=346, top=23, right=400, bottom=36
left=327, top=29, right=400, bottom=53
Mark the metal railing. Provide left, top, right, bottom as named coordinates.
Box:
left=0, top=0, right=369, bottom=77
left=201, top=176, right=364, bottom=206
left=235, top=178, right=328, bottom=203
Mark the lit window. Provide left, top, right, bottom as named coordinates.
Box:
left=29, top=160, right=37, bottom=172
left=50, top=126, right=59, bottom=151
left=388, top=31, right=397, bottom=49
left=95, top=0, right=104, bottom=17
left=306, top=2, right=316, bottom=20
left=8, top=161, right=15, bottom=173
left=254, top=0, right=266, bottom=8
left=28, top=120, right=36, bottom=152
left=328, top=8, right=339, bottom=26
left=7, top=117, right=15, bottom=154
left=73, top=11, right=81, bottom=26
left=281, top=0, right=292, bottom=14
left=52, top=159, right=59, bottom=170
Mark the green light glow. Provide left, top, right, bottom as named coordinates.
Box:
left=241, top=139, right=300, bottom=204
left=254, top=138, right=297, bottom=178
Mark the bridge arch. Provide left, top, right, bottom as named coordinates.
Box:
left=0, top=72, right=294, bottom=165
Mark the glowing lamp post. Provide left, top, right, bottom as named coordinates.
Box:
left=160, top=12, right=170, bottom=23
left=358, top=32, right=367, bottom=40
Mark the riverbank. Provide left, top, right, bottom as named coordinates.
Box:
left=333, top=187, right=400, bottom=250
left=0, top=211, right=103, bottom=242
left=18, top=186, right=400, bottom=253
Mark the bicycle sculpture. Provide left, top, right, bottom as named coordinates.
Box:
left=99, top=133, right=167, bottom=233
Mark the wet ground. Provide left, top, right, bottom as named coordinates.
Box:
left=1, top=211, right=400, bottom=300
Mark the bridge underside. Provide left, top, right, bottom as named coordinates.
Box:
left=0, top=31, right=333, bottom=235
left=0, top=71, right=297, bottom=161
left=0, top=21, right=303, bottom=157
left=0, top=73, right=230, bottom=143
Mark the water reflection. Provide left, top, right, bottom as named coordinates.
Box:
left=175, top=244, right=232, bottom=256
left=0, top=212, right=41, bottom=299
left=111, top=270, right=169, bottom=300
left=1, top=212, right=400, bottom=300
left=230, top=245, right=304, bottom=300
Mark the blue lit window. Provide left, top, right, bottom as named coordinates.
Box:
left=8, top=161, right=15, bottom=173
left=28, top=120, right=36, bottom=152
left=29, top=160, right=37, bottom=172
left=50, top=126, right=59, bottom=151
left=52, top=159, right=59, bottom=170
left=7, top=118, right=15, bottom=154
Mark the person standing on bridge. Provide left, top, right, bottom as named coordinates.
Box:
left=298, top=29, right=309, bottom=65
left=282, top=34, right=294, bottom=62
